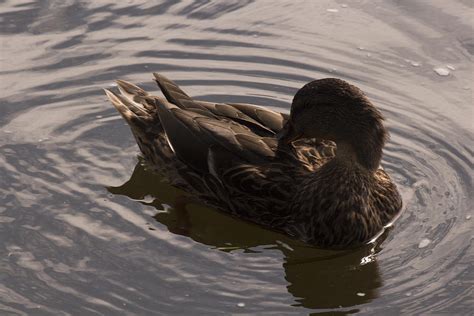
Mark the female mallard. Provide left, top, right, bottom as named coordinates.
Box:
left=105, top=73, right=402, bottom=248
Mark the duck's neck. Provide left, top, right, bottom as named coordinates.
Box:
left=335, top=140, right=382, bottom=172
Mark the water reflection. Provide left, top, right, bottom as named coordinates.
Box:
left=109, top=160, right=385, bottom=310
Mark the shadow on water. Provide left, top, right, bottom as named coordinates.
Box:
left=108, top=160, right=387, bottom=311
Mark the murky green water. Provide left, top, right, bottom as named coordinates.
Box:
left=1, top=1, right=472, bottom=315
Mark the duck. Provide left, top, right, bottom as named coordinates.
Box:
left=104, top=73, right=402, bottom=248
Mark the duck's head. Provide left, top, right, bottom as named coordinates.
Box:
left=279, top=78, right=388, bottom=171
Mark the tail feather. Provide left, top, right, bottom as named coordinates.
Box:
left=104, top=88, right=133, bottom=118
left=116, top=79, right=149, bottom=98
left=104, top=88, right=149, bottom=130
left=116, top=92, right=149, bottom=117
left=116, top=80, right=156, bottom=112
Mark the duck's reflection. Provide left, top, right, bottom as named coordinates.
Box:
left=108, top=161, right=384, bottom=310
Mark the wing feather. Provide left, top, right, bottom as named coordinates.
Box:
left=154, top=98, right=209, bottom=172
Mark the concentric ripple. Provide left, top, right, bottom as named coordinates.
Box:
left=0, top=1, right=472, bottom=315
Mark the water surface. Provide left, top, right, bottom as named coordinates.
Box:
left=0, top=0, right=472, bottom=315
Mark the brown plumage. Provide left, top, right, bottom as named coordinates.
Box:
left=104, top=73, right=402, bottom=248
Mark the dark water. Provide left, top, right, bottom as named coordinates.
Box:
left=1, top=0, right=472, bottom=315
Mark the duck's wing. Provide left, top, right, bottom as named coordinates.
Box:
left=153, top=73, right=288, bottom=136
left=153, top=95, right=281, bottom=175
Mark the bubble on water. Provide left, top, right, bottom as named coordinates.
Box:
left=418, top=238, right=431, bottom=248
left=237, top=302, right=245, bottom=307
left=413, top=180, right=431, bottom=206
left=356, top=292, right=366, bottom=297
left=413, top=179, right=430, bottom=190
left=433, top=67, right=450, bottom=76
left=327, top=8, right=339, bottom=13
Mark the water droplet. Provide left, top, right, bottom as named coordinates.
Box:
left=360, top=255, right=375, bottom=265
left=418, top=238, right=431, bottom=248
left=357, top=292, right=366, bottom=297
left=327, top=8, right=339, bottom=13
left=237, top=302, right=245, bottom=307
left=433, top=67, right=450, bottom=76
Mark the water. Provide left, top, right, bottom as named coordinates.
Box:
left=0, top=0, right=472, bottom=314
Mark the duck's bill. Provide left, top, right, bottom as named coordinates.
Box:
left=277, top=120, right=302, bottom=144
